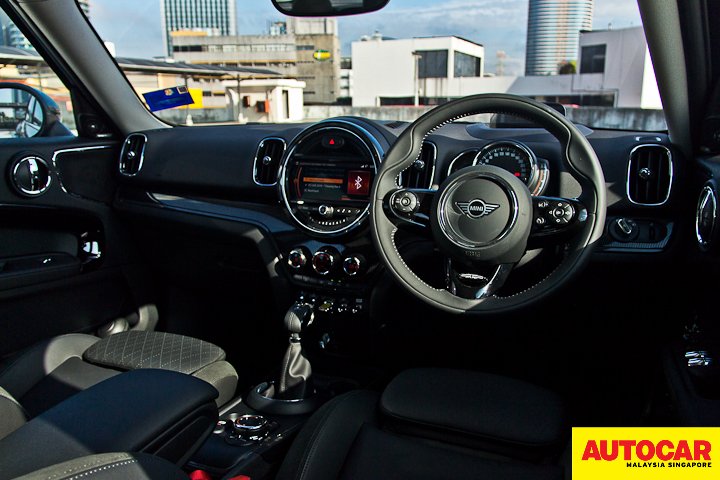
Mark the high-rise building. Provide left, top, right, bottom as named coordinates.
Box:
left=525, top=0, right=593, bottom=76
left=1, top=1, right=89, bottom=50
left=161, top=0, right=237, bottom=57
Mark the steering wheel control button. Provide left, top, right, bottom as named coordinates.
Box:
left=287, top=248, right=309, bottom=270
left=312, top=247, right=339, bottom=275
left=393, top=190, right=419, bottom=214
left=342, top=255, right=364, bottom=276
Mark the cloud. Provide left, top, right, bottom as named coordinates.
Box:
left=91, top=0, right=164, bottom=58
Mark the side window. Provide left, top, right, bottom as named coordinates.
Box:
left=0, top=10, right=76, bottom=138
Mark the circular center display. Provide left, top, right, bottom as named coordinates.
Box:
left=280, top=123, right=382, bottom=235
left=439, top=176, right=517, bottom=248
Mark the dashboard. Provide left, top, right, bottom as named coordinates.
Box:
left=114, top=115, right=681, bottom=333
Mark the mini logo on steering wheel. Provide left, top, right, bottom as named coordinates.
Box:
left=455, top=199, right=500, bottom=219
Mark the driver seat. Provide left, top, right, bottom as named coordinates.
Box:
left=275, top=368, right=570, bottom=480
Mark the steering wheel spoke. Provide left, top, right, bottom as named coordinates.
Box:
left=529, top=196, right=588, bottom=247
left=445, top=259, right=514, bottom=300
left=384, top=188, right=435, bottom=235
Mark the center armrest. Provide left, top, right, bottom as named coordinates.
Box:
left=380, top=368, right=566, bottom=460
left=0, top=369, right=219, bottom=480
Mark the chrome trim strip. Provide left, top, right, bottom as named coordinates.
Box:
left=696, top=184, right=717, bottom=251
left=253, top=137, right=287, bottom=187
left=446, top=149, right=479, bottom=178
left=531, top=158, right=550, bottom=196
left=626, top=144, right=673, bottom=206
left=51, top=145, right=113, bottom=196
left=119, top=133, right=147, bottom=177
left=278, top=120, right=384, bottom=236
left=423, top=141, right=437, bottom=188
left=474, top=140, right=540, bottom=192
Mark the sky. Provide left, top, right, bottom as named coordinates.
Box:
left=90, top=0, right=642, bottom=76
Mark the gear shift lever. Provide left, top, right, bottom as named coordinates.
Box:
left=275, top=302, right=315, bottom=400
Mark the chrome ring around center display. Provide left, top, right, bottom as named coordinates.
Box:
left=279, top=121, right=384, bottom=236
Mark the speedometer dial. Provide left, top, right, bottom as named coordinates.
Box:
left=474, top=141, right=537, bottom=186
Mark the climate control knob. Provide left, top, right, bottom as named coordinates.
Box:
left=342, top=255, right=365, bottom=276
left=312, top=247, right=339, bottom=275
left=287, top=248, right=309, bottom=270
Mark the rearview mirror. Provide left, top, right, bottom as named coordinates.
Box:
left=271, top=0, right=389, bottom=17
left=0, top=83, right=70, bottom=138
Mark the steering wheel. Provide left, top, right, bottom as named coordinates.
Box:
left=370, top=94, right=606, bottom=314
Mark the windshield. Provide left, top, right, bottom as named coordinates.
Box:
left=85, top=0, right=664, bottom=131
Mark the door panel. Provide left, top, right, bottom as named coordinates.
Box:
left=0, top=138, right=147, bottom=358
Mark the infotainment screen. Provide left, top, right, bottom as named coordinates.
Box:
left=296, top=165, right=373, bottom=202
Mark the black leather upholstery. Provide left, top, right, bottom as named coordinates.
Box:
left=340, top=425, right=563, bottom=480
left=0, top=370, right=218, bottom=480
left=11, top=452, right=187, bottom=480
left=380, top=368, right=567, bottom=459
left=277, top=383, right=566, bottom=480
left=84, top=331, right=225, bottom=375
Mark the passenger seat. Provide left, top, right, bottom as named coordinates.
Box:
left=0, top=330, right=238, bottom=440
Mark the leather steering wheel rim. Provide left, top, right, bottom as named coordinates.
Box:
left=370, top=94, right=607, bottom=314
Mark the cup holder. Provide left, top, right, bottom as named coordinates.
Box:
left=245, top=381, right=322, bottom=415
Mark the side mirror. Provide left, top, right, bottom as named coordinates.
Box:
left=271, top=0, right=388, bottom=17
left=0, top=83, right=70, bottom=138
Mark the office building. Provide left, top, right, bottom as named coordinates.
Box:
left=351, top=35, right=484, bottom=107
left=161, top=0, right=237, bottom=57
left=525, top=0, right=593, bottom=76
left=351, top=27, right=659, bottom=109
left=171, top=18, right=340, bottom=104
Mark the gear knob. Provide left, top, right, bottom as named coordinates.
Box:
left=284, top=303, right=314, bottom=334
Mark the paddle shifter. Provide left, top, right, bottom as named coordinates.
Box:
left=275, top=302, right=315, bottom=400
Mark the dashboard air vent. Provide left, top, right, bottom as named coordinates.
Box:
left=400, top=142, right=436, bottom=189
left=626, top=144, right=672, bottom=206
left=254, top=137, right=286, bottom=186
left=119, top=133, right=146, bottom=176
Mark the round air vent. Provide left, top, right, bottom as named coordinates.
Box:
left=696, top=183, right=717, bottom=251
left=10, top=155, right=51, bottom=197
